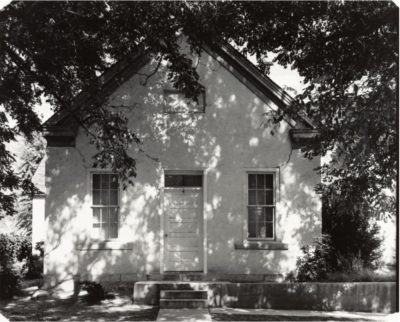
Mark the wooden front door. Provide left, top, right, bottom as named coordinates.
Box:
left=164, top=189, right=203, bottom=271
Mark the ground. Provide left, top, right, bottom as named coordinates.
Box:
left=0, top=285, right=394, bottom=322
left=0, top=286, right=158, bottom=321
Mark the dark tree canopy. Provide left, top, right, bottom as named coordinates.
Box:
left=0, top=1, right=397, bottom=218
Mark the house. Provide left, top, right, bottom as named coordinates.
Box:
left=41, top=39, right=322, bottom=293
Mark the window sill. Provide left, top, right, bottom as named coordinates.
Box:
left=235, top=241, right=288, bottom=250
left=76, top=242, right=133, bottom=250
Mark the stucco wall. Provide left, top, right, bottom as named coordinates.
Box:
left=44, top=41, right=321, bottom=283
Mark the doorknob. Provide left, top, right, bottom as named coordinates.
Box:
left=164, top=233, right=168, bottom=237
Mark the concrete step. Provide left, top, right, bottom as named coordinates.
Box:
left=148, top=273, right=206, bottom=281
left=160, top=299, right=208, bottom=309
left=160, top=290, right=207, bottom=299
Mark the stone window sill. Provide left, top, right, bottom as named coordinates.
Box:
left=76, top=242, right=133, bottom=250
left=235, top=241, right=288, bottom=250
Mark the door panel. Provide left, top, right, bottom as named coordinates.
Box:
left=164, top=189, right=203, bottom=271
left=168, top=208, right=198, bottom=220
left=169, top=222, right=198, bottom=233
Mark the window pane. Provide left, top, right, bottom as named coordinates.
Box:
left=257, top=174, right=264, bottom=189
left=101, top=174, right=109, bottom=190
left=165, top=175, right=183, bottom=187
left=257, top=191, right=266, bottom=205
left=93, top=174, right=101, bottom=189
left=248, top=221, right=257, bottom=238
left=101, top=190, right=109, bottom=205
left=100, top=225, right=108, bottom=240
left=110, top=174, right=119, bottom=189
left=110, top=190, right=118, bottom=205
left=109, top=223, right=118, bottom=239
left=265, top=208, right=274, bottom=222
left=93, top=208, right=100, bottom=223
left=259, top=225, right=267, bottom=238
left=266, top=222, right=273, bottom=238
left=101, top=208, right=108, bottom=223
left=93, top=190, right=101, bottom=205
left=265, top=174, right=273, bottom=189
left=92, top=224, right=100, bottom=239
left=248, top=190, right=257, bottom=205
left=183, top=175, right=202, bottom=187
left=248, top=207, right=260, bottom=222
left=109, top=208, right=118, bottom=223
left=249, top=174, right=256, bottom=189
left=265, top=190, right=273, bottom=205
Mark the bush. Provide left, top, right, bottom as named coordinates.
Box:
left=295, top=235, right=332, bottom=282
left=321, top=181, right=384, bottom=271
left=286, top=235, right=391, bottom=283
left=22, top=241, right=44, bottom=279
left=80, top=281, right=115, bottom=301
left=0, top=234, right=24, bottom=298
left=0, top=234, right=44, bottom=298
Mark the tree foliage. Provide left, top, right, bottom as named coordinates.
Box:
left=0, top=1, right=397, bottom=218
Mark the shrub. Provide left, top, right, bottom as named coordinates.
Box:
left=287, top=235, right=392, bottom=283
left=0, top=234, right=24, bottom=298
left=321, top=182, right=384, bottom=271
left=0, top=266, right=21, bottom=299
left=0, top=234, right=44, bottom=298
left=22, top=241, right=44, bottom=279
left=295, top=235, right=332, bottom=282
left=80, top=281, right=115, bottom=301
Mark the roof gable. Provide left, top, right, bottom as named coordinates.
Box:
left=44, top=41, right=314, bottom=129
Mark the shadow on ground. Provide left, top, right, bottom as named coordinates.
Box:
left=0, top=286, right=158, bottom=321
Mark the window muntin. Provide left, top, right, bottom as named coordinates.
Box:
left=163, top=89, right=205, bottom=113
left=92, top=173, right=119, bottom=240
left=248, top=173, right=275, bottom=239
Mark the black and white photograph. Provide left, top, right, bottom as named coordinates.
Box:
left=0, top=1, right=397, bottom=321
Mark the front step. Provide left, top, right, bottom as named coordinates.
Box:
left=160, top=290, right=208, bottom=308
left=161, top=290, right=207, bottom=299
left=133, top=281, right=231, bottom=306
left=160, top=299, right=208, bottom=309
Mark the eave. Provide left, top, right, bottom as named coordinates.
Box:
left=44, top=49, right=150, bottom=127
left=203, top=41, right=315, bottom=129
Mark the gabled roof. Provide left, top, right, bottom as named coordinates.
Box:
left=44, top=41, right=314, bottom=129
left=44, top=48, right=150, bottom=126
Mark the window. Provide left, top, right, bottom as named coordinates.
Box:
left=247, top=173, right=275, bottom=239
left=91, top=173, right=119, bottom=240
left=163, top=89, right=205, bottom=113
left=165, top=174, right=203, bottom=187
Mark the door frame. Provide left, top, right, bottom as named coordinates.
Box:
left=160, top=168, right=208, bottom=274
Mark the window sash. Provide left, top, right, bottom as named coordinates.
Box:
left=91, top=173, right=119, bottom=240
left=247, top=206, right=275, bottom=239
left=247, top=173, right=275, bottom=240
